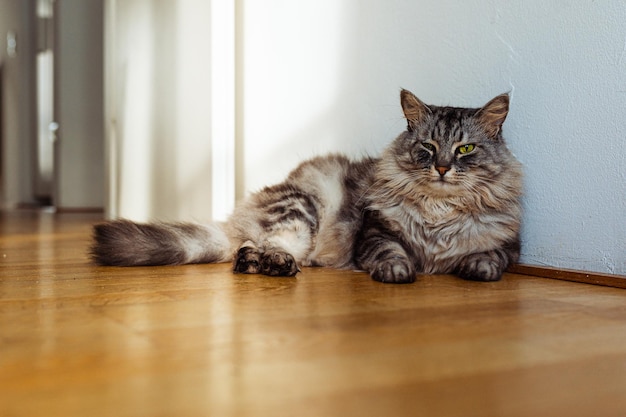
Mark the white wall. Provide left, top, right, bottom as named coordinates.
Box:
left=106, top=0, right=235, bottom=222
left=239, top=0, right=626, bottom=275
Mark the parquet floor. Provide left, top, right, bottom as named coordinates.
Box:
left=1, top=210, right=626, bottom=417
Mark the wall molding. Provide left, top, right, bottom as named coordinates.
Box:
left=508, top=264, right=626, bottom=289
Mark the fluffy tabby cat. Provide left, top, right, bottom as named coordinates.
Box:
left=92, top=90, right=522, bottom=283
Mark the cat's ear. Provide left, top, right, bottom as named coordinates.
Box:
left=401, top=89, right=431, bottom=131
left=477, top=93, right=509, bottom=139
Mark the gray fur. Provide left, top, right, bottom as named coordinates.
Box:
left=91, top=90, right=522, bottom=283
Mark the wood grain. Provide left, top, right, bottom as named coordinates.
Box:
left=2, top=210, right=626, bottom=417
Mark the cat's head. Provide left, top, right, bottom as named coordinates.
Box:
left=384, top=89, right=521, bottom=201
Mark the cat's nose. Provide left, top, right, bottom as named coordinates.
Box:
left=435, top=166, right=451, bottom=176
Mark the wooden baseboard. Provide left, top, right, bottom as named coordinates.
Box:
left=508, top=264, right=626, bottom=289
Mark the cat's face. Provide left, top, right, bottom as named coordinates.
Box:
left=392, top=90, right=514, bottom=198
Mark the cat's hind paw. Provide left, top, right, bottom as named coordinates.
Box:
left=260, top=250, right=299, bottom=277
left=234, top=245, right=299, bottom=277
left=233, top=246, right=262, bottom=274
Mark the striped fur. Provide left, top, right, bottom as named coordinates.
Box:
left=92, top=155, right=377, bottom=275
left=354, top=91, right=522, bottom=282
left=91, top=90, right=523, bottom=283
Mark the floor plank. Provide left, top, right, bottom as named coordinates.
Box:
left=1, top=210, right=626, bottom=417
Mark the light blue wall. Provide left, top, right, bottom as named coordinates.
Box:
left=240, top=0, right=626, bottom=275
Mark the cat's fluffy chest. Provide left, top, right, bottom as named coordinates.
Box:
left=379, top=197, right=515, bottom=274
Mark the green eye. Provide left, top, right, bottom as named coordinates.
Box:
left=457, top=144, right=475, bottom=155
left=422, top=142, right=436, bottom=152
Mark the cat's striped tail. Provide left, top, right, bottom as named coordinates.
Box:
left=91, top=219, right=232, bottom=266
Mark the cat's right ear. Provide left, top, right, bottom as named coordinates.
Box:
left=477, top=93, right=509, bottom=139
left=400, top=89, right=431, bottom=132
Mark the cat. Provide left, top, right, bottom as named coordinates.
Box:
left=91, top=89, right=523, bottom=283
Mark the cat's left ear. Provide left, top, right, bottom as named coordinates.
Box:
left=401, top=89, right=431, bottom=131
left=477, top=93, right=509, bottom=139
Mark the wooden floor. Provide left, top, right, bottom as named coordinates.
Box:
left=2, top=210, right=626, bottom=417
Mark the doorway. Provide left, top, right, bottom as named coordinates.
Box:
left=0, top=0, right=104, bottom=211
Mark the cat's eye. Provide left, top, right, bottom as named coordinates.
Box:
left=457, top=144, right=476, bottom=155
left=421, top=142, right=436, bottom=153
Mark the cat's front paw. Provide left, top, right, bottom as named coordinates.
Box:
left=455, top=251, right=505, bottom=282
left=260, top=250, right=299, bottom=277
left=371, top=258, right=416, bottom=284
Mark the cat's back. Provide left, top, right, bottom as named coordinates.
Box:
left=287, top=154, right=352, bottom=209
left=287, top=153, right=376, bottom=211
left=288, top=154, right=378, bottom=268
